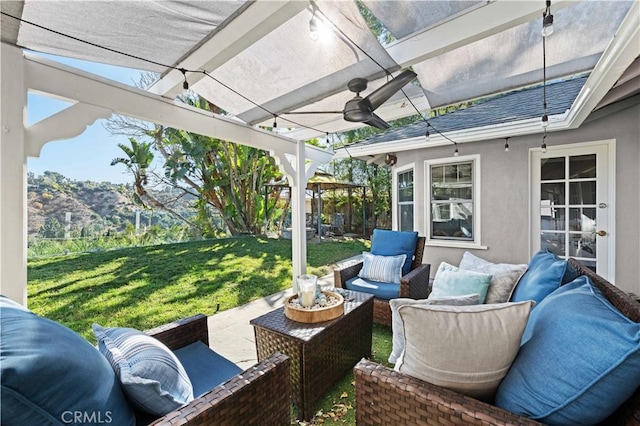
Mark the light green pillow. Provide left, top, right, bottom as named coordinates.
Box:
left=429, top=262, right=492, bottom=303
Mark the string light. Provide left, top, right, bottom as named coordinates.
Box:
left=272, top=115, right=277, bottom=129
left=0, top=10, right=329, bottom=136
left=425, top=124, right=430, bottom=141
left=541, top=132, right=548, bottom=153
left=180, top=68, right=189, bottom=90
left=542, top=0, right=554, bottom=37
left=454, top=144, right=459, bottom=157
left=504, top=137, right=510, bottom=153
left=309, top=1, right=320, bottom=41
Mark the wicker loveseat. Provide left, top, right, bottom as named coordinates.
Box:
left=1, top=306, right=291, bottom=426
left=334, top=230, right=431, bottom=326
left=354, top=258, right=640, bottom=425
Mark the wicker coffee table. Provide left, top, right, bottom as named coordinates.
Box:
left=250, top=289, right=374, bottom=420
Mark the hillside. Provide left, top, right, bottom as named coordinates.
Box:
left=28, top=171, right=196, bottom=237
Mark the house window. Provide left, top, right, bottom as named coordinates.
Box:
left=397, top=169, right=414, bottom=231
left=427, top=155, right=480, bottom=245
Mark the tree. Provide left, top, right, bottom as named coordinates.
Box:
left=111, top=138, right=197, bottom=229
left=40, top=217, right=64, bottom=238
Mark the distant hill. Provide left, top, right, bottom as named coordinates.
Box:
left=27, top=171, right=196, bottom=237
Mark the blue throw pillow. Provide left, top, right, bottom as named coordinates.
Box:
left=93, top=324, right=194, bottom=416
left=510, top=249, right=578, bottom=304
left=370, top=229, right=418, bottom=276
left=495, top=276, right=640, bottom=425
left=0, top=296, right=135, bottom=426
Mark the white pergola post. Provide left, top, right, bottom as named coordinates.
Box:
left=0, top=44, right=28, bottom=305
left=290, top=140, right=308, bottom=292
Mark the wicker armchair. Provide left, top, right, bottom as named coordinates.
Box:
left=353, top=258, right=640, bottom=425
left=334, top=235, right=431, bottom=326
left=145, top=314, right=291, bottom=426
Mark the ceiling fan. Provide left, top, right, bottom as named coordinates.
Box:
left=281, top=69, right=417, bottom=130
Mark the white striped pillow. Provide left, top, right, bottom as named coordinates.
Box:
left=359, top=251, right=407, bottom=284
left=93, top=324, right=194, bottom=415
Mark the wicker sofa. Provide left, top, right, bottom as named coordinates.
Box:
left=0, top=307, right=291, bottom=426
left=353, top=258, right=640, bottom=425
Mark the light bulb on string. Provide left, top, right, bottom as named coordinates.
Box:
left=542, top=1, right=554, bottom=37
left=541, top=132, right=548, bottom=153
left=453, top=144, right=459, bottom=157
left=180, top=68, right=189, bottom=90
left=541, top=113, right=549, bottom=128
left=504, top=137, right=510, bottom=153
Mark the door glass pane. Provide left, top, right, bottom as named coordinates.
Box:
left=541, top=207, right=565, bottom=230
left=541, top=157, right=565, bottom=180
left=569, top=208, right=596, bottom=232
left=541, top=183, right=565, bottom=204
left=569, top=232, right=596, bottom=258
left=570, top=154, right=596, bottom=178
left=541, top=232, right=565, bottom=256
left=569, top=181, right=596, bottom=205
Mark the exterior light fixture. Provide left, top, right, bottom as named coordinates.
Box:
left=541, top=133, right=548, bottom=153
left=273, top=115, right=278, bottom=129
left=454, top=145, right=459, bottom=157
left=504, top=137, right=510, bottom=153
left=541, top=113, right=549, bottom=127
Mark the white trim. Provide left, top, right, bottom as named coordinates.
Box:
left=424, top=154, right=482, bottom=247
left=393, top=163, right=415, bottom=232
left=528, top=139, right=616, bottom=281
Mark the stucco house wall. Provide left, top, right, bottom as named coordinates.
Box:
left=394, top=101, right=639, bottom=294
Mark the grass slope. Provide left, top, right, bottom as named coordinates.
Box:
left=28, top=236, right=369, bottom=341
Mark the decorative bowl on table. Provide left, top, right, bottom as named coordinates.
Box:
left=284, top=291, right=345, bottom=323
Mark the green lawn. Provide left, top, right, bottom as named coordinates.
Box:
left=27, top=235, right=391, bottom=425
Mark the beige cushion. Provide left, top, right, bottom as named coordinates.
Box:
left=459, top=252, right=528, bottom=303
left=388, top=294, right=481, bottom=364
left=395, top=301, right=534, bottom=401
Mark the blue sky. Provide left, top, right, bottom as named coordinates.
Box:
left=27, top=54, right=145, bottom=184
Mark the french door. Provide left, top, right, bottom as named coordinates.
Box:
left=530, top=142, right=614, bottom=278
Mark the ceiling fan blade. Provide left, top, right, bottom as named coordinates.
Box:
left=363, top=113, right=390, bottom=130
left=363, top=70, right=417, bottom=111
left=280, top=110, right=344, bottom=115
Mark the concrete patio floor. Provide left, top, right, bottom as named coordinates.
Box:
left=206, top=262, right=358, bottom=370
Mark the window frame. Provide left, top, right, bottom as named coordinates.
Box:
left=424, top=154, right=485, bottom=249
left=393, top=163, right=415, bottom=232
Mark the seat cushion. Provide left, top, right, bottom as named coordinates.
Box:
left=495, top=275, right=640, bottom=425
left=0, top=296, right=135, bottom=426
left=388, top=294, right=481, bottom=364
left=395, top=301, right=534, bottom=401
left=345, top=276, right=399, bottom=300
left=370, top=229, right=418, bottom=276
left=174, top=341, right=242, bottom=398
left=510, top=248, right=579, bottom=305
left=429, top=262, right=492, bottom=303
left=93, top=324, right=194, bottom=416
left=358, top=252, right=406, bottom=284
left=459, top=251, right=528, bottom=303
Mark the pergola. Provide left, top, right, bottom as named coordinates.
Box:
left=1, top=1, right=637, bottom=305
